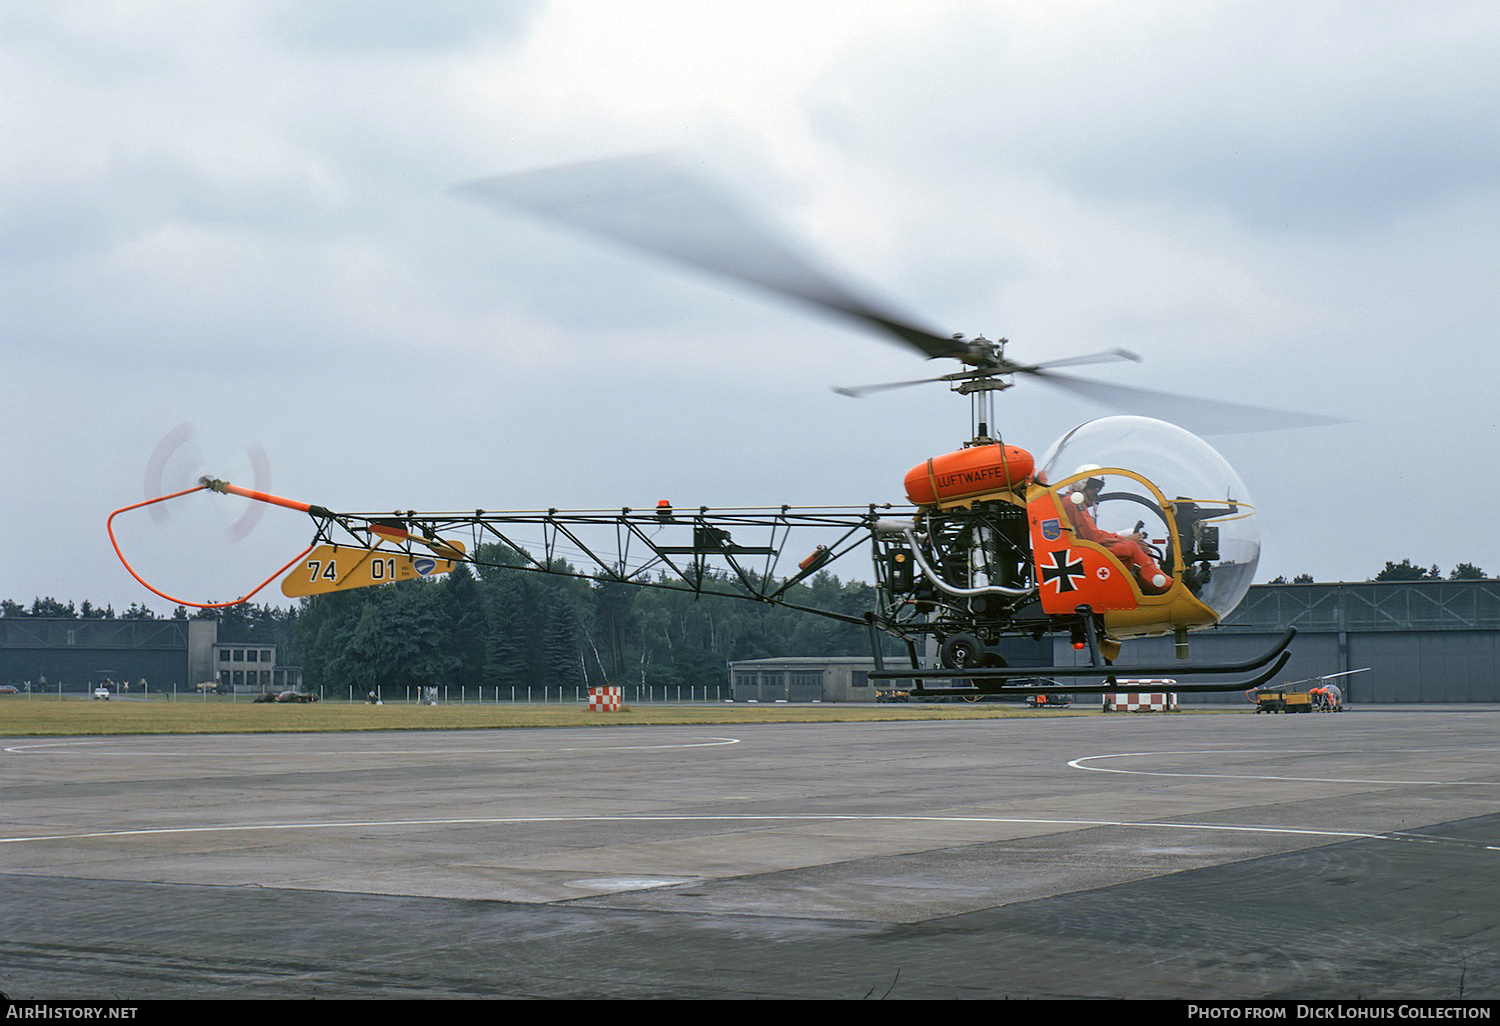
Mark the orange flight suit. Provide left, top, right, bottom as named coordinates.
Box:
left=1067, top=497, right=1171, bottom=594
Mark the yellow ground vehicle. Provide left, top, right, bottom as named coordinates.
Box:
left=1254, top=688, right=1313, bottom=713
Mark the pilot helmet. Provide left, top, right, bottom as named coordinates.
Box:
left=1073, top=464, right=1106, bottom=491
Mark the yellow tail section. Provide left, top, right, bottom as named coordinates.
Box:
left=280, top=542, right=463, bottom=598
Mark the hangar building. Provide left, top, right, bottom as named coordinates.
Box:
left=0, top=617, right=299, bottom=694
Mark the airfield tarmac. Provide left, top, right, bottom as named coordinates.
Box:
left=2, top=708, right=1498, bottom=1000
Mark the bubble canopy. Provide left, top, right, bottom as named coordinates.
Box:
left=1038, top=416, right=1259, bottom=620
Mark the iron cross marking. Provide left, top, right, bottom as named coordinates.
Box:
left=1041, top=548, right=1087, bottom=593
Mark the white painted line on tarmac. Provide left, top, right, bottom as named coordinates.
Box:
left=1068, top=749, right=1500, bottom=786
left=0, top=813, right=1397, bottom=846
left=2, top=736, right=742, bottom=757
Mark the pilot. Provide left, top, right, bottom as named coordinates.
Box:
left=1066, top=467, right=1172, bottom=594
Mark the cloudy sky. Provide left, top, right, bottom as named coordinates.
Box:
left=3, top=0, right=1496, bottom=614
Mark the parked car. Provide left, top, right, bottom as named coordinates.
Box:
left=253, top=690, right=319, bottom=704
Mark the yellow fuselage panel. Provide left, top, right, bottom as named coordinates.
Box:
left=1101, top=589, right=1220, bottom=638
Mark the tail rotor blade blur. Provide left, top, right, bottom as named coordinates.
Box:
left=141, top=422, right=271, bottom=541
left=225, top=443, right=272, bottom=543
left=144, top=422, right=196, bottom=525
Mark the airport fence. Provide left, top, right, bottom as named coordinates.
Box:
left=348, top=684, right=727, bottom=705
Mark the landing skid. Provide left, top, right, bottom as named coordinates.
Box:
left=871, top=628, right=1296, bottom=696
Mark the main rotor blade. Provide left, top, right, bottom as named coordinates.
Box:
left=1020, top=348, right=1142, bottom=371
left=1028, top=369, right=1346, bottom=435
left=455, top=154, right=971, bottom=363
left=832, top=375, right=953, bottom=398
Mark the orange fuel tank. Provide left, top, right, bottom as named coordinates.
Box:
left=904, top=443, right=1035, bottom=506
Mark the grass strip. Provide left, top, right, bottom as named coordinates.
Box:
left=0, top=695, right=1111, bottom=736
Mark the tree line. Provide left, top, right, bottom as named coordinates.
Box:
left=1267, top=560, right=1489, bottom=584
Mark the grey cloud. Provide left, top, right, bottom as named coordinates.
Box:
left=805, top=2, right=1498, bottom=234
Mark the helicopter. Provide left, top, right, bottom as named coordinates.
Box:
left=110, top=155, right=1327, bottom=697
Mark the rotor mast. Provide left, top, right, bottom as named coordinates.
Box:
left=950, top=335, right=1013, bottom=447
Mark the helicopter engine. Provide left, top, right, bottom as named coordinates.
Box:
left=873, top=440, right=1041, bottom=669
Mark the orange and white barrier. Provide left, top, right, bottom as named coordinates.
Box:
left=1104, top=692, right=1176, bottom=711
left=1103, top=679, right=1177, bottom=712
left=588, top=686, right=622, bottom=712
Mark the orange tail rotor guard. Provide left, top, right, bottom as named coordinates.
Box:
left=106, top=480, right=316, bottom=609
